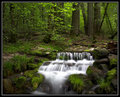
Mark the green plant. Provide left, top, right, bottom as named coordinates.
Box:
left=69, top=74, right=84, bottom=93
left=31, top=74, right=44, bottom=90
left=107, top=68, right=116, bottom=81
left=3, top=61, right=14, bottom=77
left=98, top=79, right=112, bottom=93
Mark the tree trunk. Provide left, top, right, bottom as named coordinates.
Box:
left=98, top=3, right=109, bottom=33
left=80, top=3, right=88, bottom=35
left=71, top=3, right=80, bottom=36
left=94, top=3, right=101, bottom=35
left=87, top=3, right=94, bottom=39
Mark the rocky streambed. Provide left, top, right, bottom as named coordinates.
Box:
left=3, top=42, right=118, bottom=95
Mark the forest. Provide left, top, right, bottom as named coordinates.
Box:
left=2, top=1, right=118, bottom=95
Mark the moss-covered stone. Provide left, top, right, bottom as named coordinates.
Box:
left=92, top=48, right=109, bottom=59
left=15, top=76, right=27, bottom=89
left=106, top=68, right=117, bottom=81
left=86, top=66, right=104, bottom=84
left=96, top=79, right=113, bottom=94
left=109, top=58, right=117, bottom=68
left=31, top=74, right=44, bottom=90
left=3, top=79, right=14, bottom=93
left=68, top=74, right=84, bottom=93
left=68, top=74, right=93, bottom=93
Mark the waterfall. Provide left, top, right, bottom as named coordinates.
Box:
left=33, top=52, right=94, bottom=94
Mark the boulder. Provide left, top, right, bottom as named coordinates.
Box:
left=43, top=61, right=51, bottom=66
left=3, top=79, right=14, bottom=93
left=86, top=66, right=105, bottom=84
left=92, top=48, right=109, bottom=59
left=108, top=54, right=117, bottom=69
left=67, top=74, right=93, bottom=93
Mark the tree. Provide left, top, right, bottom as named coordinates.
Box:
left=71, top=3, right=80, bottom=35
left=87, top=3, right=94, bottom=39
left=80, top=3, right=88, bottom=35
left=94, top=3, right=101, bottom=35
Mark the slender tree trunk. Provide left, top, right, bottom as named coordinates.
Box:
left=80, top=3, right=88, bottom=35
left=98, top=3, right=109, bottom=33
left=71, top=3, right=80, bottom=35
left=94, top=3, right=101, bottom=35
left=87, top=3, right=94, bottom=39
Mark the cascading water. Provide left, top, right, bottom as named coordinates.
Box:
left=33, top=52, right=94, bottom=94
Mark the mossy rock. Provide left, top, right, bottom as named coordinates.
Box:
left=31, top=74, right=44, bottom=90
left=109, top=58, right=117, bottom=69
left=106, top=68, right=117, bottom=81
left=92, top=48, right=109, bottom=59
left=96, top=79, right=113, bottom=94
left=24, top=69, right=38, bottom=78
left=15, top=76, right=27, bottom=89
left=68, top=74, right=93, bottom=93
left=3, top=79, right=14, bottom=93
left=86, top=66, right=104, bottom=84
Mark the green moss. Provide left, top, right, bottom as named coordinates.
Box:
left=110, top=58, right=117, bottom=67
left=3, top=61, right=14, bottom=77
left=15, top=76, right=27, bottom=88
left=68, top=74, right=84, bottom=93
left=86, top=67, right=93, bottom=75
left=27, top=63, right=38, bottom=70
left=107, top=68, right=117, bottom=81
left=31, top=74, right=44, bottom=90
left=98, top=79, right=112, bottom=93
left=92, top=48, right=109, bottom=59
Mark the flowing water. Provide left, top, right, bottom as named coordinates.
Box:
left=33, top=52, right=94, bottom=95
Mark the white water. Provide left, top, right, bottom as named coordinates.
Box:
left=35, top=52, right=94, bottom=94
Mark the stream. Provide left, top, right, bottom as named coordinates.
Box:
left=32, top=52, right=94, bottom=95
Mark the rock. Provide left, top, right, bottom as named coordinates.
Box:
left=108, top=54, right=117, bottom=69
left=94, top=58, right=109, bottom=65
left=68, top=74, right=93, bottom=93
left=3, top=79, right=14, bottom=93
left=107, top=41, right=117, bottom=54
left=31, top=74, right=44, bottom=90
left=92, top=48, right=109, bottom=59
left=43, top=61, right=51, bottom=66
left=86, top=66, right=105, bottom=84
left=93, top=58, right=109, bottom=72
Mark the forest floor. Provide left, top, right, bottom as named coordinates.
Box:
left=3, top=33, right=114, bottom=61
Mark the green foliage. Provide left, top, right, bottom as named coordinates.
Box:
left=3, top=41, right=34, bottom=54
left=27, top=63, right=39, bottom=70
left=107, top=68, right=116, bottom=81
left=69, top=74, right=84, bottom=93
left=110, top=58, right=117, bottom=67
left=31, top=74, right=44, bottom=90
left=11, top=55, right=34, bottom=72
left=3, top=54, right=35, bottom=77
left=3, top=61, right=14, bottom=77
left=24, top=69, right=38, bottom=78
left=15, top=76, right=27, bottom=88
left=98, top=79, right=112, bottom=93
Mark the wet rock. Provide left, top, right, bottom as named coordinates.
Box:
left=107, top=41, right=117, bottom=54
left=43, top=61, right=51, bottom=66
left=94, top=58, right=109, bottom=65
left=3, top=79, right=14, bottom=93
left=92, top=48, right=109, bottom=59
left=86, top=66, right=105, bottom=84
left=68, top=74, right=93, bottom=93
left=108, top=54, right=117, bottom=69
